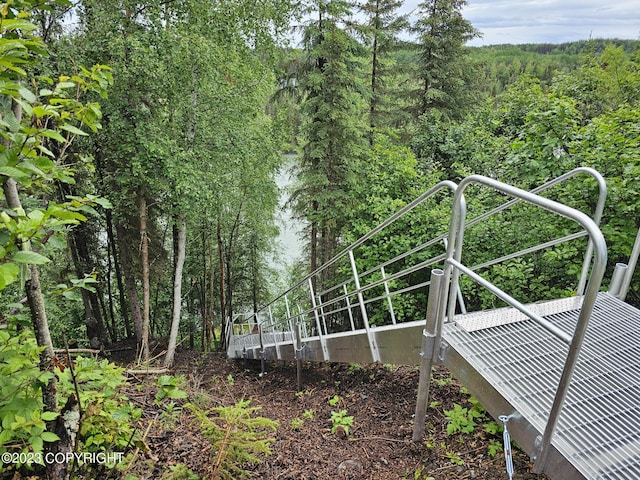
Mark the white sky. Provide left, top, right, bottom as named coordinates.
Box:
left=402, top=0, right=640, bottom=46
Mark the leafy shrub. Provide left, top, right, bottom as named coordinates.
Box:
left=155, top=374, right=188, bottom=404
left=329, top=410, right=354, bottom=435
left=56, top=356, right=142, bottom=453
left=0, top=325, right=58, bottom=465
left=0, top=326, right=140, bottom=473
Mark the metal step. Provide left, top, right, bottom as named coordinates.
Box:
left=441, top=292, right=640, bottom=480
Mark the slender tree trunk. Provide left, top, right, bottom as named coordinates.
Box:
left=116, top=222, right=143, bottom=340
left=104, top=228, right=119, bottom=341
left=164, top=217, right=187, bottom=367
left=66, top=221, right=107, bottom=348
left=200, top=230, right=208, bottom=351
left=4, top=153, right=76, bottom=479
left=209, top=232, right=217, bottom=347
left=139, top=193, right=150, bottom=363
left=217, top=221, right=226, bottom=350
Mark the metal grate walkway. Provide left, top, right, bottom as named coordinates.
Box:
left=442, top=292, right=640, bottom=480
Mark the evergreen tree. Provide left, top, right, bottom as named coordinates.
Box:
left=411, top=0, right=480, bottom=120
left=356, top=0, right=409, bottom=143
left=293, top=0, right=369, bottom=281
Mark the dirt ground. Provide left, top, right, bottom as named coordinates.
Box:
left=121, top=348, right=549, bottom=480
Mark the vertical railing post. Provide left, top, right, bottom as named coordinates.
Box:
left=381, top=266, right=397, bottom=325
left=298, top=305, right=308, bottom=337
left=609, top=263, right=629, bottom=298
left=343, top=284, right=356, bottom=330
left=308, top=278, right=329, bottom=360
left=285, top=295, right=293, bottom=341
left=413, top=269, right=445, bottom=442
left=295, top=322, right=303, bottom=392
left=258, top=323, right=265, bottom=377
left=268, top=305, right=281, bottom=360
left=619, top=227, right=640, bottom=302
left=318, top=295, right=328, bottom=335
left=349, top=250, right=380, bottom=363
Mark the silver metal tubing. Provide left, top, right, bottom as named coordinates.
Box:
left=252, top=180, right=459, bottom=321
left=443, top=175, right=607, bottom=475
left=381, top=267, right=397, bottom=325
left=619, top=226, right=640, bottom=301
left=413, top=269, right=445, bottom=442
left=448, top=259, right=572, bottom=344
left=308, top=278, right=328, bottom=360
left=609, top=263, right=629, bottom=298
left=349, top=250, right=380, bottom=363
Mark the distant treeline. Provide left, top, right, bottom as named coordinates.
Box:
left=475, top=39, right=640, bottom=55
left=466, top=39, right=640, bottom=96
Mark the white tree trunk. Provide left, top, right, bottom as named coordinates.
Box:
left=138, top=192, right=150, bottom=363
left=164, top=217, right=187, bottom=367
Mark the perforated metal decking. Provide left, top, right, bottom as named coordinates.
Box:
left=441, top=292, right=640, bottom=480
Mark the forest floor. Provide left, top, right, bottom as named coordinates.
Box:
left=117, top=347, right=549, bottom=480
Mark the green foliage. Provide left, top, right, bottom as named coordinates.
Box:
left=294, top=0, right=370, bottom=268
left=155, top=375, right=188, bottom=404
left=329, top=409, right=354, bottom=435
left=408, top=43, right=640, bottom=310
left=56, top=356, right=141, bottom=453
left=290, top=417, right=304, bottom=430
left=302, top=409, right=315, bottom=420
left=160, top=464, right=202, bottom=480
left=443, top=401, right=486, bottom=436
left=406, top=466, right=435, bottom=480
left=185, top=399, right=278, bottom=480
left=0, top=1, right=112, bottom=292
left=0, top=331, right=140, bottom=472
left=0, top=325, right=57, bottom=464
left=487, top=439, right=503, bottom=458
left=328, top=394, right=340, bottom=407
left=410, top=0, right=480, bottom=120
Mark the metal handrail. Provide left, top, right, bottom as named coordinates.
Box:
left=228, top=167, right=606, bottom=346
left=262, top=180, right=458, bottom=311
left=227, top=180, right=460, bottom=343
left=440, top=174, right=607, bottom=473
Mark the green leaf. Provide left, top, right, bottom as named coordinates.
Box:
left=18, top=86, right=36, bottom=103
left=1, top=19, right=38, bottom=33
left=0, top=262, right=20, bottom=289
left=40, top=129, right=66, bottom=143
left=60, top=124, right=88, bottom=136
left=31, top=436, right=43, bottom=452
left=40, top=431, right=60, bottom=442
left=12, top=251, right=51, bottom=265
left=41, top=412, right=59, bottom=421
left=0, top=166, right=27, bottom=179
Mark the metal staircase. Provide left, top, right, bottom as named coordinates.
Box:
left=225, top=168, right=640, bottom=479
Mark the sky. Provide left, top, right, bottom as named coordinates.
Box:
left=405, top=0, right=640, bottom=46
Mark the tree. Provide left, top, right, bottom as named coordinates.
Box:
left=0, top=1, right=111, bottom=477
left=411, top=0, right=480, bottom=120
left=71, top=0, right=293, bottom=360
left=356, top=0, right=409, bottom=142
left=294, top=0, right=369, bottom=283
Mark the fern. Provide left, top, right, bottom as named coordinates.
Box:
left=185, top=399, right=278, bottom=479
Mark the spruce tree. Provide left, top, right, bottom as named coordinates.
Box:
left=357, top=0, right=409, bottom=143
left=294, top=0, right=369, bottom=280
left=412, top=0, right=480, bottom=120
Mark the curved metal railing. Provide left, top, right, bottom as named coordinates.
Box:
left=227, top=167, right=606, bottom=359
left=439, top=174, right=607, bottom=473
